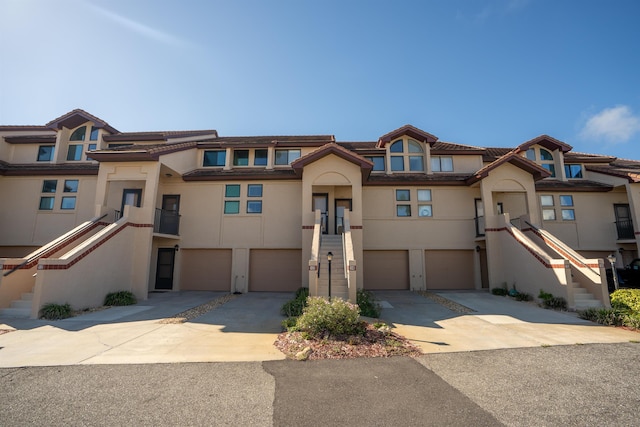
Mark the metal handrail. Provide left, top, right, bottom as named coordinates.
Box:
left=3, top=213, right=108, bottom=277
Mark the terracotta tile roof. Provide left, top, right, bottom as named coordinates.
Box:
left=586, top=164, right=640, bottom=183
left=516, top=134, right=572, bottom=153
left=377, top=125, right=438, bottom=148
left=431, top=141, right=485, bottom=154
left=366, top=173, right=470, bottom=186
left=4, top=135, right=57, bottom=144
left=103, top=130, right=217, bottom=142
left=182, top=168, right=297, bottom=181
left=0, top=125, right=51, bottom=131
left=0, top=161, right=98, bottom=176
left=468, top=151, right=550, bottom=185
left=483, top=147, right=513, bottom=162
left=198, top=135, right=335, bottom=148
left=564, top=152, right=616, bottom=163
left=46, top=109, right=119, bottom=134
left=291, top=142, right=373, bottom=181
left=337, top=141, right=378, bottom=150
left=88, top=141, right=198, bottom=162
left=535, top=179, right=613, bottom=192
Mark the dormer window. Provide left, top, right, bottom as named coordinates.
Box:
left=365, top=156, right=385, bottom=172
left=524, top=147, right=556, bottom=177
left=90, top=126, right=99, bottom=141
left=275, top=149, right=300, bottom=165
left=70, top=126, right=86, bottom=141
left=431, top=156, right=453, bottom=172
left=233, top=150, right=249, bottom=166
left=564, top=164, right=583, bottom=179
left=389, top=139, right=424, bottom=172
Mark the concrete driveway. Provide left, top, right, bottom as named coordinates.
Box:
left=0, top=290, right=638, bottom=367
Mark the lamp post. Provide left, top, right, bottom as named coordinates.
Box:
left=607, top=253, right=619, bottom=291
left=327, top=251, right=333, bottom=299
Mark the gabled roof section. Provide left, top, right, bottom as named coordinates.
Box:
left=535, top=179, right=613, bottom=192
left=516, top=135, right=572, bottom=153
left=586, top=161, right=640, bottom=183
left=431, top=141, right=485, bottom=155
left=46, top=109, right=119, bottom=134
left=467, top=151, right=551, bottom=185
left=290, top=142, right=373, bottom=180
left=197, top=135, right=333, bottom=149
left=87, top=141, right=198, bottom=162
left=377, top=125, right=438, bottom=148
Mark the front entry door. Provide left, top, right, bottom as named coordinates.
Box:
left=335, top=199, right=352, bottom=234
left=155, top=248, right=175, bottom=290
left=614, top=204, right=633, bottom=239
left=313, top=193, right=329, bottom=234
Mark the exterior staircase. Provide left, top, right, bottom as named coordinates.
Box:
left=572, top=284, right=603, bottom=310
left=318, top=235, right=349, bottom=300
left=0, top=291, right=33, bottom=318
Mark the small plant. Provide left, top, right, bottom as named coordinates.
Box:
left=281, top=317, right=299, bottom=331
left=40, top=303, right=72, bottom=320
left=104, top=290, right=137, bottom=306
left=515, top=292, right=533, bottom=302
left=296, top=297, right=365, bottom=337
left=538, top=290, right=566, bottom=310
left=280, top=287, right=309, bottom=317
left=356, top=289, right=382, bottom=318
left=491, top=287, right=508, bottom=296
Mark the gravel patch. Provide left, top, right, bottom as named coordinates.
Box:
left=158, top=293, right=237, bottom=324
left=416, top=291, right=476, bottom=314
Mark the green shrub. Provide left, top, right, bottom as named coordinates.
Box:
left=281, top=317, right=299, bottom=331
left=40, top=303, right=72, bottom=320
left=296, top=297, right=365, bottom=337
left=538, top=290, right=553, bottom=300
left=280, top=287, right=309, bottom=317
left=515, top=292, right=533, bottom=302
left=610, top=289, right=640, bottom=313
left=357, top=289, right=382, bottom=318
left=491, top=287, right=508, bottom=296
left=537, top=290, right=566, bottom=310
left=104, top=291, right=137, bottom=306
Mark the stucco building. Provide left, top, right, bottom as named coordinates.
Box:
left=1, top=109, right=639, bottom=317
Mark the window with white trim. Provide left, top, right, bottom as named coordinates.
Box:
left=389, top=139, right=424, bottom=172
left=274, top=149, right=301, bottom=165
left=560, top=195, right=575, bottom=220
left=431, top=156, right=453, bottom=172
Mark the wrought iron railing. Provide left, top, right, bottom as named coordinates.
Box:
left=615, top=219, right=635, bottom=240
left=154, top=208, right=181, bottom=235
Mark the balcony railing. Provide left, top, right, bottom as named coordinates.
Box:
left=615, top=219, right=635, bottom=240
left=154, top=208, right=181, bottom=235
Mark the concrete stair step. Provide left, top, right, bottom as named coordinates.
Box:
left=574, top=300, right=603, bottom=309
left=21, top=292, right=34, bottom=301
left=0, top=307, right=31, bottom=318
left=11, top=300, right=33, bottom=309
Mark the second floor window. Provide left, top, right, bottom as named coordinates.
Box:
left=431, top=156, right=453, bottom=172
left=203, top=150, right=226, bottom=167
left=37, top=145, right=55, bottom=161
left=275, top=149, right=301, bottom=165
left=390, top=139, right=424, bottom=172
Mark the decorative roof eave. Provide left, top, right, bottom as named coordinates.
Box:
left=4, top=135, right=57, bottom=144
left=290, top=142, right=374, bottom=181
left=535, top=180, right=614, bottom=192
left=182, top=169, right=297, bottom=182
left=0, top=163, right=98, bottom=176
left=46, top=109, right=119, bottom=134
left=516, top=134, right=572, bottom=153
left=377, top=125, right=438, bottom=148
left=585, top=165, right=640, bottom=183
left=365, top=174, right=470, bottom=186
left=0, top=125, right=50, bottom=132
left=87, top=141, right=198, bottom=162
left=103, top=130, right=218, bottom=143
left=466, top=151, right=551, bottom=185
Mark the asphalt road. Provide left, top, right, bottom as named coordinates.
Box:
left=2, top=343, right=639, bottom=426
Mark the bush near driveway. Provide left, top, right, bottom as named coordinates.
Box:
left=579, top=289, right=640, bottom=330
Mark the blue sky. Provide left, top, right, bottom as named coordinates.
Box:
left=1, top=0, right=639, bottom=159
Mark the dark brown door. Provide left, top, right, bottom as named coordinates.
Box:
left=614, top=204, right=634, bottom=239
left=155, top=248, right=175, bottom=290
left=335, top=199, right=352, bottom=234
left=159, top=195, right=180, bottom=235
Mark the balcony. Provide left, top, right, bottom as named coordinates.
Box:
left=615, top=219, right=635, bottom=240
left=154, top=208, right=181, bottom=235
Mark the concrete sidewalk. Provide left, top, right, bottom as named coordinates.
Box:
left=0, top=290, right=638, bottom=367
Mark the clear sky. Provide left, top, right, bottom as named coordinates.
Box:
left=1, top=0, right=639, bottom=159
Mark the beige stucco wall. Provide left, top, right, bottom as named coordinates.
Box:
left=448, top=154, right=483, bottom=174
left=0, top=176, right=98, bottom=245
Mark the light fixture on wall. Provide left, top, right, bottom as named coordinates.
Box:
left=475, top=245, right=481, bottom=252
left=174, top=244, right=180, bottom=252
left=165, top=173, right=173, bottom=178
left=619, top=248, right=625, bottom=254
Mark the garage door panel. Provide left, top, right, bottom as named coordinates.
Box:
left=363, top=250, right=409, bottom=290
left=250, top=249, right=301, bottom=292
left=425, top=250, right=474, bottom=290
left=180, top=249, right=232, bottom=291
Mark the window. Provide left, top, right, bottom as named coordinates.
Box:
left=365, top=156, right=385, bottom=172
left=389, top=139, right=424, bottom=172
left=42, top=180, right=57, bottom=193
left=431, top=156, right=453, bottom=172
left=70, top=126, right=86, bottom=141
left=540, top=149, right=553, bottom=160
left=540, top=195, right=554, bottom=206
left=247, top=184, right=263, bottom=197
left=224, top=201, right=240, bottom=214
left=274, top=149, right=301, bottom=165
left=39, top=197, right=54, bottom=210
left=539, top=148, right=555, bottom=177
left=225, top=184, right=240, bottom=197
left=233, top=150, right=249, bottom=166
left=61, top=197, right=76, bottom=210
left=87, top=143, right=97, bottom=161
left=67, top=144, right=83, bottom=161
left=396, top=205, right=411, bottom=217
left=396, top=189, right=410, bottom=201
left=64, top=180, right=78, bottom=193
left=542, top=163, right=556, bottom=177
left=418, top=189, right=432, bottom=217
left=247, top=201, right=262, bottom=213
left=203, top=150, right=226, bottom=167
left=525, top=148, right=536, bottom=161
left=564, top=164, right=583, bottom=179
left=254, top=149, right=268, bottom=166
left=543, top=209, right=556, bottom=221
left=560, top=195, right=575, bottom=221
left=37, top=145, right=55, bottom=161
left=89, top=126, right=99, bottom=141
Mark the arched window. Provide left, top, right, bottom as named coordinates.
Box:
left=389, top=139, right=424, bottom=172
left=70, top=126, right=87, bottom=141
left=539, top=149, right=555, bottom=177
